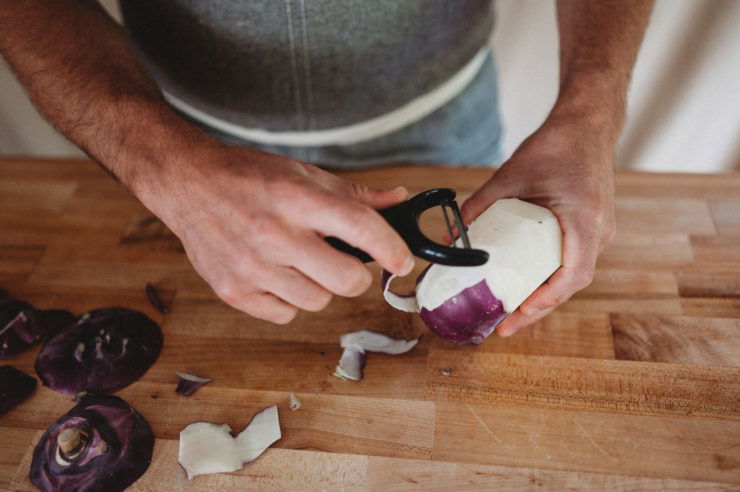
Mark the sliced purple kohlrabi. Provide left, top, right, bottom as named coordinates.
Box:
left=175, top=372, right=212, bottom=396
left=0, top=365, right=37, bottom=416
left=145, top=282, right=170, bottom=314
left=383, top=199, right=563, bottom=345
left=1, top=297, right=75, bottom=359
left=36, top=307, right=163, bottom=395
left=29, top=394, right=154, bottom=492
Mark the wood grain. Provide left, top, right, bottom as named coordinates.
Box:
left=611, top=313, right=740, bottom=366
left=10, top=441, right=732, bottom=491
left=432, top=402, right=740, bottom=483
left=425, top=351, right=740, bottom=418
left=1, top=159, right=739, bottom=490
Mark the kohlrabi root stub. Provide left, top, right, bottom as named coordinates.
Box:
left=383, top=198, right=563, bottom=345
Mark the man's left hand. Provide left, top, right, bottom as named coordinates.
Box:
left=461, top=113, right=617, bottom=337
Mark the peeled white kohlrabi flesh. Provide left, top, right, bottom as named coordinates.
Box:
left=178, top=406, right=281, bottom=479
left=383, top=198, right=562, bottom=345
left=178, top=423, right=242, bottom=479
left=339, top=330, right=419, bottom=354
left=235, top=406, right=282, bottom=463
left=417, top=198, right=562, bottom=314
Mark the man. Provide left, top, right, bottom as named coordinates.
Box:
left=0, top=1, right=653, bottom=336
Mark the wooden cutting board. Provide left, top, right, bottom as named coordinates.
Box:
left=1, top=159, right=738, bottom=490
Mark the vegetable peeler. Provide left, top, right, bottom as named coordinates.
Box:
left=326, top=188, right=489, bottom=266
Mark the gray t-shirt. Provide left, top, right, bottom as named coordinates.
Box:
left=120, top=0, right=495, bottom=133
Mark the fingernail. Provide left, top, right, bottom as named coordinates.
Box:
left=401, top=256, right=415, bottom=276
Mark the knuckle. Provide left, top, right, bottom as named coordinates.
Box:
left=348, top=182, right=370, bottom=201
left=248, top=215, right=287, bottom=250
left=334, top=266, right=371, bottom=296
left=266, top=176, right=305, bottom=201
left=214, top=281, right=241, bottom=307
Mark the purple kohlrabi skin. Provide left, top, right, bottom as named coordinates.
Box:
left=0, top=299, right=34, bottom=358
left=0, top=297, right=75, bottom=359
left=29, top=394, right=154, bottom=492
left=420, top=279, right=507, bottom=345
left=0, top=365, right=37, bottom=416
left=35, top=307, right=163, bottom=395
left=175, top=372, right=212, bottom=396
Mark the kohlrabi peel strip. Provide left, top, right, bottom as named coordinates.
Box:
left=179, top=405, right=281, bottom=480
left=333, top=330, right=420, bottom=382
left=0, top=297, right=75, bottom=359
left=175, top=371, right=212, bottom=396
left=333, top=346, right=367, bottom=381
left=383, top=199, right=563, bottom=345
left=0, top=365, right=36, bottom=416
left=340, top=330, right=419, bottom=354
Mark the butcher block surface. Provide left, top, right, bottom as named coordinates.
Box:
left=1, top=158, right=739, bottom=490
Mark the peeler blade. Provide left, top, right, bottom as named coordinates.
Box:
left=441, top=199, right=472, bottom=249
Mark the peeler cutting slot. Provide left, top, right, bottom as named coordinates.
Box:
left=325, top=188, right=489, bottom=267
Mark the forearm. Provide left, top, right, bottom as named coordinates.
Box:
left=553, top=0, right=654, bottom=141
left=0, top=0, right=214, bottom=198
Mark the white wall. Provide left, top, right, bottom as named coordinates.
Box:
left=492, top=0, right=740, bottom=172
left=1, top=0, right=739, bottom=171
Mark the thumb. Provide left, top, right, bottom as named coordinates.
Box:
left=461, top=172, right=518, bottom=225
left=351, top=185, right=409, bottom=209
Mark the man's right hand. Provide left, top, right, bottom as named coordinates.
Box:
left=1, top=2, right=413, bottom=323
left=138, top=144, right=415, bottom=324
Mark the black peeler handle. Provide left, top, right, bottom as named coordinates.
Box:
left=325, top=188, right=489, bottom=267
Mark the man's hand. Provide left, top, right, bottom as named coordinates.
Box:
left=462, top=114, right=616, bottom=337
left=461, top=0, right=653, bottom=337
left=140, top=145, right=415, bottom=324
left=0, top=2, right=416, bottom=324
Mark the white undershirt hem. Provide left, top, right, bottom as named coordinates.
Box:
left=163, top=47, right=489, bottom=147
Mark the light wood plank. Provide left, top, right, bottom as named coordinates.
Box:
left=0, top=429, right=37, bottom=491
left=615, top=197, right=716, bottom=235
left=0, top=181, right=76, bottom=214
left=367, top=454, right=736, bottom=491
left=425, top=351, right=740, bottom=418
left=432, top=402, right=740, bottom=483
left=1, top=383, right=435, bottom=461
left=10, top=437, right=731, bottom=491
left=598, top=233, right=694, bottom=271
left=690, top=236, right=740, bottom=274
left=710, top=200, right=740, bottom=235
left=425, top=312, right=615, bottom=359
left=681, top=298, right=740, bottom=318
left=578, top=270, right=679, bottom=298
left=611, top=313, right=740, bottom=366
left=615, top=172, right=740, bottom=200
